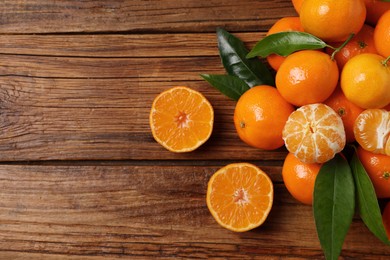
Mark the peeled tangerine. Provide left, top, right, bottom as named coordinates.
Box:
left=283, top=103, right=346, bottom=164
left=354, top=109, right=390, bottom=155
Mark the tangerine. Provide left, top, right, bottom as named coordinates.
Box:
left=282, top=152, right=322, bottom=205
left=300, top=0, right=366, bottom=42
left=206, top=163, right=273, bottom=232
left=364, top=0, right=390, bottom=26
left=275, top=50, right=339, bottom=106
left=374, top=10, right=390, bottom=58
left=324, top=87, right=364, bottom=143
left=283, top=103, right=346, bottom=163
left=266, top=17, right=304, bottom=71
left=234, top=85, right=295, bottom=150
left=357, top=146, right=390, bottom=198
left=328, top=24, right=378, bottom=70
left=149, top=86, right=213, bottom=152
left=341, top=53, right=390, bottom=109
left=354, top=109, right=390, bottom=156
left=292, top=0, right=304, bottom=14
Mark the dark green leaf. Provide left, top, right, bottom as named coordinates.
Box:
left=351, top=151, right=390, bottom=246
left=313, top=154, right=355, bottom=260
left=247, top=31, right=328, bottom=58
left=216, top=28, right=274, bottom=87
left=381, top=0, right=390, bottom=2
left=201, top=74, right=250, bottom=101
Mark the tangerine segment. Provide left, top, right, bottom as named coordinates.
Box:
left=206, top=163, right=273, bottom=232
left=149, top=86, right=213, bottom=152
left=354, top=109, right=390, bottom=155
left=283, top=104, right=346, bottom=163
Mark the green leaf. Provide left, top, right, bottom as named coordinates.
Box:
left=351, top=151, right=390, bottom=246
left=201, top=74, right=250, bottom=101
left=247, top=31, right=328, bottom=58
left=216, top=28, right=274, bottom=87
left=313, top=154, right=355, bottom=260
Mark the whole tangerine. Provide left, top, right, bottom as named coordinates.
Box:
left=327, top=24, right=378, bottom=70
left=357, top=146, right=390, bottom=198
left=276, top=50, right=339, bottom=107
left=341, top=53, right=390, bottom=109
left=300, top=0, right=366, bottom=42
left=266, top=17, right=304, bottom=71
left=324, top=87, right=364, bottom=143
left=374, top=10, right=390, bottom=58
left=364, top=0, right=390, bottom=26
left=282, top=152, right=322, bottom=205
left=234, top=85, right=295, bottom=150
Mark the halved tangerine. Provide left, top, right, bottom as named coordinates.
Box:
left=206, top=163, right=273, bottom=232
left=149, top=86, right=213, bottom=152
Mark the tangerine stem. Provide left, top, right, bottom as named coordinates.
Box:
left=383, top=55, right=390, bottom=67
left=330, top=33, right=355, bottom=61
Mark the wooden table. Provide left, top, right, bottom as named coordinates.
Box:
left=1, top=1, right=390, bottom=259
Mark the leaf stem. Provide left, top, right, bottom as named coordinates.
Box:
left=330, top=33, right=355, bottom=61
left=382, top=55, right=390, bottom=67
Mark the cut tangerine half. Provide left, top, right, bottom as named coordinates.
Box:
left=149, top=86, right=214, bottom=152
left=283, top=103, right=346, bottom=163
left=354, top=109, right=390, bottom=155
left=206, top=163, right=273, bottom=232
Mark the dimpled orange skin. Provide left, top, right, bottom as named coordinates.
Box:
left=324, top=87, right=364, bottom=143
left=341, top=53, right=390, bottom=109
left=292, top=0, right=305, bottom=14
left=374, top=10, right=390, bottom=58
left=234, top=85, right=295, bottom=150
left=282, top=153, right=322, bottom=205
left=266, top=17, right=304, bottom=71
left=364, top=0, right=390, bottom=26
left=300, top=0, right=366, bottom=42
left=327, top=24, right=378, bottom=70
left=275, top=50, right=339, bottom=107
left=358, top=146, right=390, bottom=198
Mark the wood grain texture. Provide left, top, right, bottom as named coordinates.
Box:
left=0, top=0, right=295, bottom=34
left=0, top=32, right=282, bottom=161
left=1, top=165, right=390, bottom=259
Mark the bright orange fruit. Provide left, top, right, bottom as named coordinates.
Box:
left=282, top=153, right=322, bottom=205
left=354, top=109, right=390, bottom=156
left=234, top=85, right=295, bottom=150
left=341, top=53, right=390, bottom=109
left=357, top=146, right=390, bottom=198
left=374, top=10, right=390, bottom=58
left=276, top=50, right=339, bottom=107
left=206, top=163, right=274, bottom=232
left=266, top=17, right=304, bottom=71
left=149, top=86, right=213, bottom=152
left=364, top=0, right=390, bottom=26
left=328, top=24, right=378, bottom=70
left=300, top=0, right=366, bottom=42
left=324, top=87, right=364, bottom=143
left=283, top=103, right=346, bottom=163
left=292, top=0, right=304, bottom=14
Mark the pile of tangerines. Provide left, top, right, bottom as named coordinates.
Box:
left=149, top=0, right=390, bottom=238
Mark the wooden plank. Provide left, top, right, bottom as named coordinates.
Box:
left=0, top=76, right=287, bottom=161
left=0, top=165, right=389, bottom=259
left=0, top=0, right=295, bottom=34
left=0, top=33, right=279, bottom=161
left=0, top=33, right=265, bottom=57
